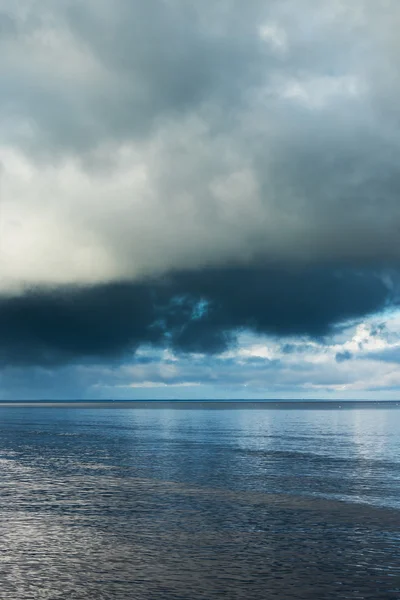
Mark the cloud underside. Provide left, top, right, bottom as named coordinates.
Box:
left=1, top=1, right=400, bottom=366
left=0, top=266, right=392, bottom=366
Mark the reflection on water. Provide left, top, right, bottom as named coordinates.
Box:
left=0, top=407, right=399, bottom=599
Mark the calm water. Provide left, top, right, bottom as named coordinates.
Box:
left=0, top=405, right=399, bottom=599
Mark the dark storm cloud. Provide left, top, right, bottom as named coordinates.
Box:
left=1, top=0, right=400, bottom=374
left=0, top=266, right=392, bottom=366
left=0, top=283, right=158, bottom=366
left=169, top=267, right=392, bottom=343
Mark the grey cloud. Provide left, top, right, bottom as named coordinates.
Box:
left=281, top=343, right=317, bottom=355
left=363, top=347, right=400, bottom=364
left=1, top=0, right=272, bottom=156
left=335, top=351, right=353, bottom=363
left=1, top=1, right=400, bottom=371
left=1, top=1, right=398, bottom=271
left=0, top=266, right=393, bottom=367
left=0, top=11, right=16, bottom=38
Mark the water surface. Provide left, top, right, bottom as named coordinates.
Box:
left=0, top=406, right=399, bottom=599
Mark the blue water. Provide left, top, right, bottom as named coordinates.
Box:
left=0, top=406, right=399, bottom=598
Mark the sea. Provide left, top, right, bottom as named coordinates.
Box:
left=0, top=402, right=399, bottom=599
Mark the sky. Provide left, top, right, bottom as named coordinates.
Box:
left=1, top=0, right=400, bottom=400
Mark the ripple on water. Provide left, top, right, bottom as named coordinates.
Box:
left=0, top=407, right=399, bottom=599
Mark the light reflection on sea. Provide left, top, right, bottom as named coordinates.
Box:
left=0, top=406, right=399, bottom=599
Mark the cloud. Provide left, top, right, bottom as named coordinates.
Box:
left=0, top=266, right=393, bottom=366
left=1, top=1, right=400, bottom=368
left=365, top=348, right=400, bottom=364
left=335, top=350, right=353, bottom=363
left=3, top=312, right=400, bottom=400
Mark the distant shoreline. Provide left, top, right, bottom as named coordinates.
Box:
left=0, top=400, right=399, bottom=409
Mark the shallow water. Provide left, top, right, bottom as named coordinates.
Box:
left=0, top=406, right=399, bottom=599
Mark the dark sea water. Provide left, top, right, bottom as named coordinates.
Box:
left=0, top=404, right=399, bottom=599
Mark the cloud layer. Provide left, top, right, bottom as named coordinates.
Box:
left=3, top=315, right=400, bottom=400
left=1, top=1, right=400, bottom=368
left=0, top=267, right=393, bottom=366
